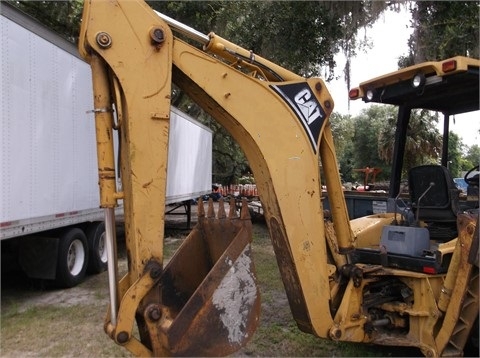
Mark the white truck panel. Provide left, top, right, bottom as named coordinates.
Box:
left=1, top=11, right=99, bottom=226
left=167, top=107, right=212, bottom=204
left=1, top=7, right=212, bottom=240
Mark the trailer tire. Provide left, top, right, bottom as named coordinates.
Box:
left=55, top=228, right=88, bottom=288
left=86, top=221, right=108, bottom=274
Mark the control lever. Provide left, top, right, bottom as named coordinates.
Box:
left=415, top=182, right=435, bottom=226
left=393, top=186, right=404, bottom=225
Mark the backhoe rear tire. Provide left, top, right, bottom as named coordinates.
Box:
left=55, top=228, right=88, bottom=288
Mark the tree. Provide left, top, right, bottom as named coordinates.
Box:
left=446, top=131, right=463, bottom=177
left=330, top=113, right=355, bottom=182
left=378, top=108, right=442, bottom=175
left=8, top=0, right=393, bottom=82
left=150, top=1, right=390, bottom=80
left=352, top=106, right=394, bottom=181
left=148, top=1, right=394, bottom=184
left=398, top=1, right=479, bottom=67
left=206, top=120, right=249, bottom=186
left=333, top=106, right=444, bottom=183
left=464, top=144, right=480, bottom=171
left=5, top=0, right=83, bottom=43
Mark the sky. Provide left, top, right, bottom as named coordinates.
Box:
left=327, top=8, right=479, bottom=148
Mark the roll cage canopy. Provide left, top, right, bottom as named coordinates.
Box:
left=350, top=56, right=480, bottom=198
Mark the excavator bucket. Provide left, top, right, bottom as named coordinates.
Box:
left=149, top=198, right=260, bottom=356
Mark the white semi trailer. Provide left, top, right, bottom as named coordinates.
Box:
left=0, top=4, right=212, bottom=287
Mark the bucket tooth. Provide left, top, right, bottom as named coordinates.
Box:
left=229, top=198, right=238, bottom=219
left=197, top=197, right=205, bottom=218
left=207, top=198, right=215, bottom=218
left=217, top=198, right=226, bottom=219
left=240, top=198, right=251, bottom=220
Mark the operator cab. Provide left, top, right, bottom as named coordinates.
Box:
left=349, top=56, right=479, bottom=273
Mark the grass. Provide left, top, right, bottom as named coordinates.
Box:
left=1, top=220, right=416, bottom=357
left=1, top=303, right=129, bottom=357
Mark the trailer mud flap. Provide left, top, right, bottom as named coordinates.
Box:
left=147, top=198, right=260, bottom=356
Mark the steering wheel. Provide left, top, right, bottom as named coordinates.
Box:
left=464, top=164, right=479, bottom=186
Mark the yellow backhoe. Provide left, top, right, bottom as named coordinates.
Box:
left=78, top=1, right=479, bottom=356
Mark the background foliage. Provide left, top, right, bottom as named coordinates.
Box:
left=7, top=0, right=479, bottom=185
left=330, top=106, right=450, bottom=184
left=5, top=0, right=83, bottom=42
left=399, top=1, right=479, bottom=67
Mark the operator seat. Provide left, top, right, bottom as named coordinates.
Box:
left=408, top=165, right=460, bottom=241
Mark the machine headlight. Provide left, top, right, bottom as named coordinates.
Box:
left=412, top=73, right=426, bottom=88
left=366, top=89, right=375, bottom=101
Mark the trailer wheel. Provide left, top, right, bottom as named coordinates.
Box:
left=86, top=221, right=108, bottom=274
left=55, top=228, right=88, bottom=288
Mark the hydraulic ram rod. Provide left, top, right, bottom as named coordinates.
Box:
left=154, top=10, right=300, bottom=82
left=105, top=207, right=119, bottom=325
left=154, top=10, right=209, bottom=45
